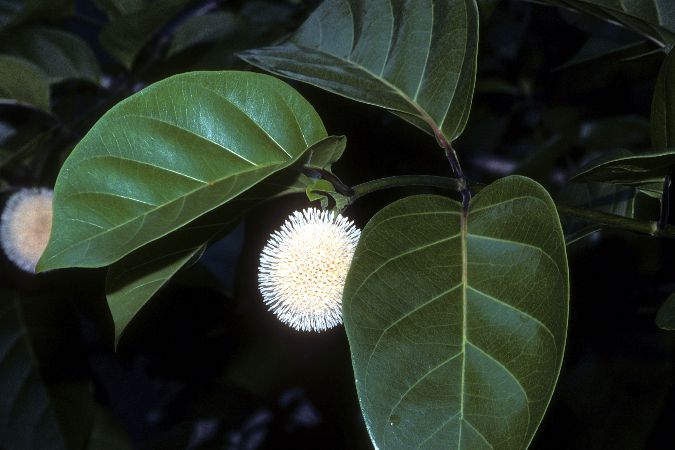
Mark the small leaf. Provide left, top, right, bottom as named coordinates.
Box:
left=99, top=0, right=193, bottom=68
left=167, top=11, right=239, bottom=57
left=538, top=0, right=675, bottom=48
left=306, top=179, right=335, bottom=202
left=304, top=135, right=346, bottom=171
left=38, top=71, right=327, bottom=271
left=652, top=48, right=675, bottom=147
left=239, top=0, right=479, bottom=144
left=0, top=54, right=49, bottom=111
left=343, top=175, right=569, bottom=449
left=570, top=149, right=674, bottom=193
left=656, top=292, right=675, bottom=330
left=0, top=27, right=101, bottom=84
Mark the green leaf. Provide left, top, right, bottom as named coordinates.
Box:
left=306, top=179, right=335, bottom=201
left=106, top=239, right=206, bottom=347
left=570, top=150, right=674, bottom=194
left=557, top=181, right=639, bottom=244
left=656, top=292, right=675, bottom=330
left=652, top=49, right=675, bottom=147
left=0, top=54, right=49, bottom=111
left=537, top=0, right=675, bottom=48
left=106, top=167, right=305, bottom=346
left=0, top=27, right=100, bottom=84
left=167, top=11, right=239, bottom=57
left=239, top=0, right=479, bottom=144
left=0, top=293, right=95, bottom=450
left=343, top=175, right=569, bottom=449
left=304, top=134, right=346, bottom=171
left=38, top=70, right=327, bottom=271
left=99, top=0, right=194, bottom=68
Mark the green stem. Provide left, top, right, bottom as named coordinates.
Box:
left=351, top=175, right=463, bottom=203
left=557, top=204, right=675, bottom=238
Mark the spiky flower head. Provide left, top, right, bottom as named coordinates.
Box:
left=258, top=208, right=361, bottom=332
left=1, top=188, right=53, bottom=273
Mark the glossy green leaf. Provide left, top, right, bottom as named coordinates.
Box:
left=167, top=11, right=239, bottom=57
left=343, top=175, right=569, bottom=449
left=652, top=49, right=675, bottom=147
left=304, top=134, right=346, bottom=171
left=0, top=27, right=100, bottom=84
left=656, top=292, right=675, bottom=330
left=305, top=179, right=335, bottom=201
left=0, top=293, right=95, bottom=450
left=99, top=0, right=193, bottom=68
left=38, top=71, right=327, bottom=271
left=239, top=0, right=479, bottom=144
left=538, top=0, right=675, bottom=48
left=0, top=55, right=49, bottom=111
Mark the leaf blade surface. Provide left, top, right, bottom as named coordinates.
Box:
left=38, top=71, right=327, bottom=271
left=343, top=176, right=569, bottom=449
left=239, top=0, right=479, bottom=144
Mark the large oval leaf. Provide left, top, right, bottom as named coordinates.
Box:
left=37, top=71, right=327, bottom=271
left=239, top=0, right=479, bottom=144
left=343, top=176, right=569, bottom=449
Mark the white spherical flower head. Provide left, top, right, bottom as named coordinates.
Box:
left=1, top=188, right=53, bottom=273
left=258, top=208, right=361, bottom=332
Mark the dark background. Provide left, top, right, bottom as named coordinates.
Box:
left=1, top=0, right=674, bottom=448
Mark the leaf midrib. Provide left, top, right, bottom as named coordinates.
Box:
left=458, top=209, right=468, bottom=448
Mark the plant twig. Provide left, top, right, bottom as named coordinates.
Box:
left=433, top=130, right=470, bottom=210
